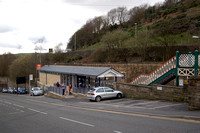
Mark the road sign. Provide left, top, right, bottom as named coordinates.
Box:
left=29, top=74, right=33, bottom=80
left=37, top=64, right=42, bottom=69
left=16, top=77, right=26, bottom=84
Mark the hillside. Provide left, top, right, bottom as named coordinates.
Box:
left=66, top=0, right=200, bottom=63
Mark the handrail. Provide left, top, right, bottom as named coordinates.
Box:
left=131, top=56, right=176, bottom=85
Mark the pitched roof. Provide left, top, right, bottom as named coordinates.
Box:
left=38, top=65, right=112, bottom=77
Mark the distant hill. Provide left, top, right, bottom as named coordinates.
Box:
left=66, top=0, right=200, bottom=63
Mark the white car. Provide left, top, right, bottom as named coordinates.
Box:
left=30, top=87, right=43, bottom=96
left=87, top=87, right=123, bottom=102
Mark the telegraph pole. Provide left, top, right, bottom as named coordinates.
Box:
left=74, top=33, right=76, bottom=51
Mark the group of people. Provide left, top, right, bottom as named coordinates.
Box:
left=56, top=82, right=72, bottom=95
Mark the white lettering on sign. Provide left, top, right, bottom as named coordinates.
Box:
left=157, top=86, right=162, bottom=91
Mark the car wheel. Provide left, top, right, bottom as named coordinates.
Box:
left=117, top=93, right=122, bottom=99
left=95, top=96, right=101, bottom=102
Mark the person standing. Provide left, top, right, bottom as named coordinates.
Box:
left=69, top=84, right=72, bottom=95
left=56, top=82, right=59, bottom=87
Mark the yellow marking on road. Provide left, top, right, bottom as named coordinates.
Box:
left=27, top=99, right=200, bottom=124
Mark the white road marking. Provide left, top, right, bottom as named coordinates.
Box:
left=80, top=101, right=159, bottom=109
left=151, top=104, right=184, bottom=109
left=114, top=130, right=122, bottom=133
left=40, top=112, right=47, bottom=115
left=28, top=108, right=47, bottom=115
left=13, top=104, right=24, bottom=108
left=4, top=101, right=12, bottom=104
left=131, top=101, right=159, bottom=106
left=59, top=117, right=94, bottom=127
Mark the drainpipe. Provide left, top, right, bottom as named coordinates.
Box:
left=46, top=72, right=47, bottom=85
left=194, top=50, right=199, bottom=76
left=88, top=77, right=90, bottom=89
left=99, top=78, right=101, bottom=87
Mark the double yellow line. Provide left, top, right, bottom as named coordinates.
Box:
left=27, top=99, right=200, bottom=124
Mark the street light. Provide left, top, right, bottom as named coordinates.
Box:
left=192, top=35, right=200, bottom=39
left=192, top=35, right=200, bottom=50
left=135, top=23, right=137, bottom=45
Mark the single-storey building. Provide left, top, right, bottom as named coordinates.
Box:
left=38, top=65, right=124, bottom=93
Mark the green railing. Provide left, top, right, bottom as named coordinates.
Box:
left=131, top=50, right=199, bottom=86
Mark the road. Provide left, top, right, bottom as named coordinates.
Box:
left=0, top=93, right=200, bottom=133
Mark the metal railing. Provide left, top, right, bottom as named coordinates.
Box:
left=48, top=86, right=65, bottom=95
left=73, top=87, right=90, bottom=94
left=131, top=56, right=176, bottom=85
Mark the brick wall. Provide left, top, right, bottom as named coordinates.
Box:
left=113, top=82, right=188, bottom=102
left=39, top=72, right=46, bottom=85
left=39, top=72, right=60, bottom=86
left=47, top=73, right=60, bottom=86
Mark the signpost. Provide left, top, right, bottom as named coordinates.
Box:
left=37, top=64, right=42, bottom=69
left=29, top=74, right=33, bottom=95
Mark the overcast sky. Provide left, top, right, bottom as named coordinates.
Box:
left=0, top=0, right=164, bottom=54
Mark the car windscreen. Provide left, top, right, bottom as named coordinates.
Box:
left=33, top=88, right=40, bottom=90
left=88, top=88, right=96, bottom=92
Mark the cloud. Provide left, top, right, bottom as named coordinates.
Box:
left=63, top=0, right=164, bottom=12
left=0, top=42, right=21, bottom=49
left=0, top=25, right=15, bottom=33
left=0, top=0, right=164, bottom=54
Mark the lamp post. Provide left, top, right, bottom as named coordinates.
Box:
left=192, top=35, right=200, bottom=50
left=135, top=23, right=137, bottom=45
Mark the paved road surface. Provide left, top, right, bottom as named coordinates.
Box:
left=0, top=93, right=200, bottom=133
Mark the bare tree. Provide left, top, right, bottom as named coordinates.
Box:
left=164, top=0, right=180, bottom=6
left=92, top=16, right=103, bottom=34
left=54, top=43, right=63, bottom=53
left=34, top=36, right=47, bottom=44
left=34, top=36, right=47, bottom=64
left=128, top=4, right=149, bottom=24
left=107, top=8, right=117, bottom=25
left=116, top=7, right=129, bottom=25
left=102, top=15, right=109, bottom=28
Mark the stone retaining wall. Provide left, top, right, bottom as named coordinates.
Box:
left=113, top=82, right=188, bottom=102
left=188, top=76, right=200, bottom=110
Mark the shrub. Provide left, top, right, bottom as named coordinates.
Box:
left=66, top=58, right=72, bottom=63
left=66, top=55, right=83, bottom=63
left=74, top=55, right=83, bottom=60
left=90, top=47, right=107, bottom=62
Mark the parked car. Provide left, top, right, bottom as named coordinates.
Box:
left=17, top=87, right=27, bottom=94
left=30, top=87, right=43, bottom=96
left=2, top=88, right=8, bottom=93
left=13, top=88, right=18, bottom=94
left=8, top=87, right=15, bottom=93
left=87, top=87, right=123, bottom=102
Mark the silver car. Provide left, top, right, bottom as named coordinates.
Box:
left=2, top=88, right=8, bottom=93
left=8, top=87, right=15, bottom=94
left=87, top=87, right=123, bottom=102
left=30, top=87, right=43, bottom=96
